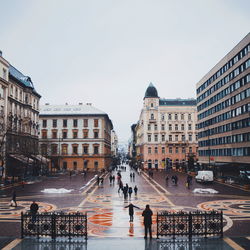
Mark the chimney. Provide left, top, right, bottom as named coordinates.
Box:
left=45, top=103, right=50, bottom=105
left=79, top=103, right=83, bottom=105
left=86, top=103, right=92, bottom=106
left=65, top=103, right=68, bottom=105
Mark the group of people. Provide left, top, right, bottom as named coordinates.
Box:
left=130, top=172, right=136, bottom=181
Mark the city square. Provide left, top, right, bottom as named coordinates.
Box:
left=1, top=1, right=250, bottom=249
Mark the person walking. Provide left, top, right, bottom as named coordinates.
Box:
left=118, top=180, right=123, bottom=193
left=112, top=175, right=115, bottom=185
left=165, top=175, right=169, bottom=185
left=123, top=184, right=128, bottom=200
left=11, top=190, right=17, bottom=207
left=134, top=185, right=138, bottom=196
left=142, top=204, right=153, bottom=239
left=30, top=201, right=39, bottom=222
left=109, top=175, right=113, bottom=185
left=128, top=187, right=133, bottom=199
left=132, top=172, right=135, bottom=181
left=125, top=203, right=140, bottom=222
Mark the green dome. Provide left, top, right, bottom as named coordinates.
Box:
left=144, top=83, right=158, bottom=98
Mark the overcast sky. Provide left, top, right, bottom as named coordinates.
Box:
left=1, top=0, right=249, bottom=143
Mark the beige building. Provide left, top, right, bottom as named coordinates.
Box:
left=135, top=83, right=198, bottom=170
left=196, top=33, right=250, bottom=173
left=111, top=130, right=118, bottom=157
left=39, top=103, right=113, bottom=171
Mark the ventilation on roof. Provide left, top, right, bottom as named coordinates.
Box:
left=45, top=103, right=50, bottom=105
left=79, top=103, right=83, bottom=105
left=86, top=103, right=92, bottom=106
left=65, top=103, right=68, bottom=105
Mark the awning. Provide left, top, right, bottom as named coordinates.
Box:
left=9, top=154, right=34, bottom=164
left=31, top=155, right=50, bottom=164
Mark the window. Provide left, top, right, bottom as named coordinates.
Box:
left=175, top=124, right=178, bottom=131
left=155, top=147, right=158, bottom=153
left=182, top=135, right=185, bottom=141
left=148, top=147, right=152, bottom=154
left=188, top=124, right=192, bottom=130
left=169, top=147, right=172, bottom=153
left=189, top=134, right=192, bottom=141
left=52, top=119, right=57, bottom=128
left=51, top=144, right=58, bottom=155
left=52, top=131, right=57, bottom=139
left=161, top=124, right=165, bottom=130
left=175, top=135, right=178, bottom=141
left=188, top=114, right=191, bottom=120
left=73, top=145, right=78, bottom=154
left=169, top=135, right=172, bottom=141
left=175, top=147, right=178, bottom=153
left=63, top=119, right=67, bottom=127
left=182, top=147, right=185, bottom=153
left=161, top=114, right=165, bottom=121
left=73, top=131, right=78, bottom=139
left=83, top=130, right=88, bottom=139
left=41, top=144, right=47, bottom=155
left=148, top=124, right=151, bottom=130
left=94, top=161, right=98, bottom=169
left=154, top=124, right=157, bottom=130
left=162, top=147, right=165, bottom=154
left=62, top=145, right=68, bottom=155
left=94, top=145, right=99, bottom=154
left=73, top=162, right=77, bottom=170
left=84, top=119, right=88, bottom=127
left=181, top=114, right=184, bottom=120
left=189, top=147, right=192, bottom=153
left=94, top=119, right=99, bottom=127
left=168, top=114, right=172, bottom=120
left=83, top=145, right=89, bottom=154
left=42, top=120, right=47, bottom=128
left=154, top=134, right=158, bottom=142
left=42, top=130, right=47, bottom=139
left=181, top=124, right=184, bottom=130
left=94, top=131, right=99, bottom=139
left=3, top=68, right=7, bottom=80
left=169, top=124, right=172, bottom=130
left=148, top=134, right=151, bottom=142
left=162, top=134, right=165, bottom=141
left=175, top=114, right=178, bottom=120
left=151, top=113, right=154, bottom=119
left=63, top=131, right=67, bottom=139
left=151, top=103, right=154, bottom=107
left=73, top=119, right=78, bottom=127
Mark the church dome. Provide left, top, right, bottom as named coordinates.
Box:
left=144, top=83, right=158, bottom=98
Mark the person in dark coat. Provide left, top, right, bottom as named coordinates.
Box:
left=128, top=187, right=133, bottom=199
left=30, top=201, right=39, bottom=222
left=142, top=204, right=153, bottom=239
left=134, top=185, right=138, bottom=195
left=125, top=203, right=140, bottom=222
left=11, top=190, right=17, bottom=207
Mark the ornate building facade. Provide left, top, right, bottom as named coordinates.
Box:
left=39, top=103, right=113, bottom=171
left=0, top=51, right=41, bottom=179
left=135, top=83, right=198, bottom=170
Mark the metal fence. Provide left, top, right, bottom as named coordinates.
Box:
left=21, top=212, right=87, bottom=240
left=156, top=210, right=223, bottom=239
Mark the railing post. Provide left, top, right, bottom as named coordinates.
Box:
left=188, top=212, right=192, bottom=240
left=220, top=211, right=223, bottom=238
left=52, top=213, right=56, bottom=240
left=156, top=212, right=159, bottom=239
left=85, top=212, right=88, bottom=240
left=204, top=212, right=207, bottom=238
left=21, top=212, right=24, bottom=238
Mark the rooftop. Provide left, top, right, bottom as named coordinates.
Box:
left=144, top=82, right=159, bottom=98
left=159, top=98, right=196, bottom=106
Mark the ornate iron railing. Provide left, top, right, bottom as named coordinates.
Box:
left=156, top=210, right=223, bottom=239
left=21, top=212, right=87, bottom=240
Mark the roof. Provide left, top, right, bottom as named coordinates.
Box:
left=9, top=65, right=41, bottom=98
left=144, top=82, right=159, bottom=98
left=159, top=99, right=196, bottom=106
left=40, top=104, right=107, bottom=116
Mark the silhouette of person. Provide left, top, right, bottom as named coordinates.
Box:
left=142, top=204, right=153, bottom=239
left=125, top=203, right=140, bottom=222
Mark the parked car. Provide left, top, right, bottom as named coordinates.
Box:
left=239, top=170, right=250, bottom=183
left=195, top=170, right=214, bottom=183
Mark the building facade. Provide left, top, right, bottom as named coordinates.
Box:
left=196, top=33, right=250, bottom=173
left=135, top=83, right=198, bottom=170
left=111, top=130, right=118, bottom=157
left=0, top=52, right=9, bottom=177
left=39, top=103, right=113, bottom=171
left=0, top=51, right=41, bottom=179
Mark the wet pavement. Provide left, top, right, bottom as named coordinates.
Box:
left=1, top=165, right=250, bottom=248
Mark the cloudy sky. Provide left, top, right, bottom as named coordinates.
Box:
left=1, top=0, right=249, bottom=143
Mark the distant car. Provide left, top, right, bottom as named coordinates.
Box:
left=239, top=170, right=250, bottom=181
left=195, top=171, right=214, bottom=183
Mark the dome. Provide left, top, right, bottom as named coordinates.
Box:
left=144, top=83, right=158, bottom=98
